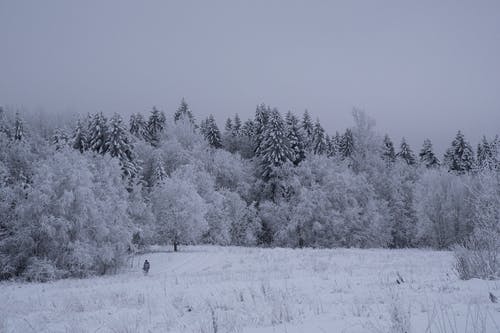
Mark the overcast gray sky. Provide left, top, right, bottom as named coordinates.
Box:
left=1, top=0, right=499, bottom=153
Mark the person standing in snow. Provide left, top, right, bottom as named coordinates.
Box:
left=142, top=259, right=150, bottom=275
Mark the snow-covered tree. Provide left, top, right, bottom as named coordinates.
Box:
left=259, top=108, right=293, bottom=180
left=419, top=138, right=440, bottom=168
left=173, top=98, right=195, bottom=125
left=301, top=110, right=314, bottom=150
left=150, top=177, right=208, bottom=251
left=204, top=114, right=222, bottom=149
left=444, top=131, right=475, bottom=174
left=382, top=134, right=396, bottom=164
left=285, top=111, right=305, bottom=165
left=311, top=119, right=327, bottom=155
left=339, top=128, right=355, bottom=160
left=129, top=113, right=147, bottom=139
left=253, top=104, right=270, bottom=157
left=106, top=113, right=138, bottom=178
left=232, top=114, right=242, bottom=136
left=13, top=112, right=24, bottom=141
left=51, top=128, right=69, bottom=151
left=146, top=107, right=166, bottom=146
left=71, top=118, right=88, bottom=153
left=87, top=112, right=108, bottom=154
left=224, top=118, right=233, bottom=135
left=476, top=136, right=496, bottom=171
left=396, top=138, right=416, bottom=166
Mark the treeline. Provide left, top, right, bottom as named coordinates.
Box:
left=0, top=102, right=498, bottom=281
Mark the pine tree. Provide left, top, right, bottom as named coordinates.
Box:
left=72, top=118, right=88, bottom=153
left=130, top=113, right=147, bottom=139
left=476, top=136, right=496, bottom=171
left=146, top=107, right=166, bottom=146
left=382, top=134, right=396, bottom=164
left=260, top=109, right=292, bottom=180
left=419, top=139, right=440, bottom=168
left=224, top=118, right=233, bottom=135
left=311, top=119, right=326, bottom=155
left=285, top=110, right=305, bottom=165
left=241, top=119, right=255, bottom=137
left=397, top=138, right=416, bottom=165
left=204, top=115, right=222, bottom=149
left=301, top=110, right=314, bottom=150
left=444, top=131, right=475, bottom=174
left=254, top=104, right=270, bottom=156
left=339, top=128, right=355, bottom=159
left=106, top=113, right=138, bottom=178
left=52, top=128, right=69, bottom=151
left=87, top=112, right=108, bottom=154
left=233, top=114, right=242, bottom=136
left=326, top=134, right=338, bottom=157
left=13, top=112, right=24, bottom=141
left=174, top=98, right=195, bottom=125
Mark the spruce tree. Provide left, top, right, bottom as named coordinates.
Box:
left=382, top=134, right=396, bottom=164
left=204, top=115, right=222, bottom=149
left=106, top=113, right=138, bottom=178
left=254, top=104, right=270, bottom=157
left=241, top=119, right=255, bottom=137
left=285, top=110, right=305, bottom=165
left=52, top=128, right=69, bottom=151
left=224, top=118, right=233, bottom=135
left=130, top=113, right=147, bottom=139
left=146, top=107, right=166, bottom=146
left=260, top=108, right=292, bottom=180
left=0, top=107, right=11, bottom=139
left=87, top=112, right=108, bottom=154
left=339, top=128, right=355, bottom=159
left=233, top=114, right=242, bottom=136
left=174, top=98, right=195, bottom=125
left=444, top=131, right=475, bottom=174
left=13, top=112, right=24, bottom=141
left=311, top=119, right=326, bottom=155
left=301, top=110, right=314, bottom=150
left=72, top=119, right=88, bottom=153
left=397, top=138, right=416, bottom=165
left=476, top=136, right=495, bottom=171
left=419, top=139, right=440, bottom=168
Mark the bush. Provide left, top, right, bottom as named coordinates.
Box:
left=23, top=258, right=62, bottom=282
left=453, top=235, right=499, bottom=280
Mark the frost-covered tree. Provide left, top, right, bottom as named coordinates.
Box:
left=129, top=113, right=147, bottom=139
left=301, top=110, right=314, bottom=150
left=444, top=131, right=475, bottom=174
left=71, top=119, right=88, bottom=153
left=419, top=138, right=440, bottom=168
left=146, top=107, right=166, bottom=146
left=259, top=108, right=293, bottom=180
left=232, top=114, right=242, bottom=136
left=51, top=128, right=69, bottom=151
left=150, top=177, right=208, bottom=251
left=476, top=136, right=496, bottom=171
left=382, top=134, right=396, bottom=164
left=0, top=107, right=12, bottom=139
left=253, top=104, right=270, bottom=157
left=106, top=113, right=138, bottom=178
left=339, top=128, right=355, bottom=160
left=204, top=114, right=222, bottom=149
left=224, top=118, right=233, bottom=135
left=173, top=98, right=195, bottom=125
left=285, top=111, right=305, bottom=165
left=13, top=112, right=24, bottom=141
left=311, top=119, right=327, bottom=155
left=396, top=138, right=416, bottom=166
left=87, top=112, right=108, bottom=154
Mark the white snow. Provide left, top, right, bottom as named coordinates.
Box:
left=1, top=246, right=499, bottom=333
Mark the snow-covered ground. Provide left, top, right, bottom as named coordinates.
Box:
left=1, top=246, right=499, bottom=333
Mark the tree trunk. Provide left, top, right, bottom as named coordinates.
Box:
left=173, top=241, right=178, bottom=252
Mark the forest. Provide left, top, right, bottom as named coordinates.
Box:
left=0, top=101, right=498, bottom=281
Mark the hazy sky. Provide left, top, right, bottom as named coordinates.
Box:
left=1, top=0, right=499, bottom=153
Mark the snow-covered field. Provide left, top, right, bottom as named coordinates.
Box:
left=1, top=246, right=499, bottom=333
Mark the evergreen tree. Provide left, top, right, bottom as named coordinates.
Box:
left=301, top=110, right=314, bottom=150
left=382, top=134, right=396, bottom=164
left=146, top=107, right=166, bottom=146
left=253, top=104, right=270, bottom=156
left=174, top=98, right=195, bottom=125
left=13, top=112, right=24, bottom=141
left=241, top=119, right=255, bottom=137
left=204, top=115, right=222, bottom=149
left=106, top=113, right=138, bottom=178
left=444, top=131, right=475, bottom=174
left=150, top=153, right=167, bottom=187
left=72, top=119, right=88, bottom=153
left=285, top=110, right=305, bottom=165
left=87, top=112, right=108, bottom=154
left=476, top=136, right=495, bottom=171
left=311, top=119, right=327, bottom=155
left=0, top=107, right=11, bottom=139
left=130, top=113, right=147, bottom=139
left=260, top=109, right=292, bottom=180
left=339, top=128, right=355, bottom=159
left=396, top=138, right=416, bottom=166
left=224, top=118, right=233, bottom=135
left=51, top=128, right=69, bottom=151
left=233, top=114, right=242, bottom=136
left=419, top=139, right=440, bottom=168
